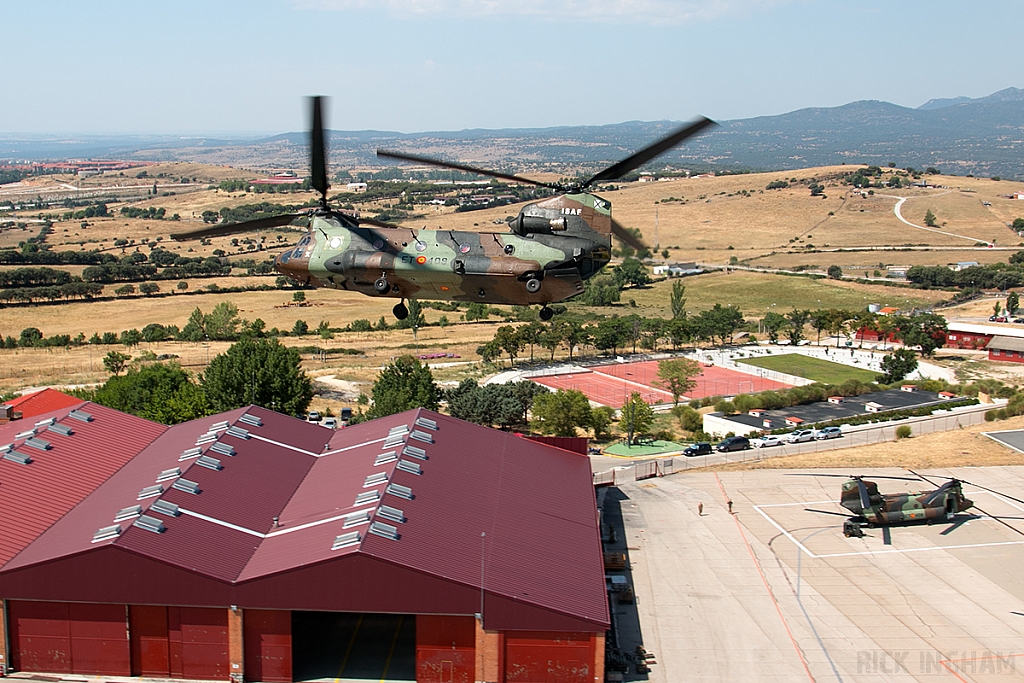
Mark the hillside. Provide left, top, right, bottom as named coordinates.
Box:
left=3, top=88, right=1024, bottom=178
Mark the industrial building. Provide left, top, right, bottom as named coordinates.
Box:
left=0, top=397, right=607, bottom=683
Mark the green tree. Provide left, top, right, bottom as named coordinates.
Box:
left=120, top=329, right=143, bottom=348
left=620, top=392, right=654, bottom=445
left=762, top=311, right=788, bottom=344
left=317, top=320, right=333, bottom=340
left=292, top=319, right=309, bottom=336
left=655, top=357, right=701, bottom=406
left=1008, top=291, right=1020, bottom=317
left=924, top=209, right=937, bottom=227
left=892, top=313, right=947, bottom=357
left=464, top=303, right=489, bottom=321
left=593, top=317, right=631, bottom=356
left=19, top=327, right=42, bottom=347
left=613, top=258, right=651, bottom=288
left=531, top=388, right=592, bottom=437
left=826, top=265, right=843, bottom=280
left=142, top=324, right=168, bottom=343
left=670, top=280, right=687, bottom=320
left=181, top=307, right=206, bottom=342
left=103, top=350, right=131, bottom=375
left=877, top=348, right=918, bottom=384
left=590, top=405, right=616, bottom=439
left=786, top=309, right=811, bottom=344
left=292, top=290, right=306, bottom=303
left=493, top=325, right=524, bottom=365
left=139, top=282, right=160, bottom=296
left=93, top=362, right=208, bottom=424
left=367, top=355, right=439, bottom=418
left=202, top=337, right=313, bottom=416
left=205, top=301, right=241, bottom=341
left=177, top=280, right=189, bottom=292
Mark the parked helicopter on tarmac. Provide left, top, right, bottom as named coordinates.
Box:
left=171, top=97, right=715, bottom=321
left=799, top=472, right=1024, bottom=539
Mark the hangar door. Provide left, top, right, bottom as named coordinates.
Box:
left=504, top=632, right=594, bottom=683
left=129, top=605, right=229, bottom=680
left=8, top=600, right=130, bottom=676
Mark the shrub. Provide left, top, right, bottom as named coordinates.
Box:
left=895, top=425, right=912, bottom=439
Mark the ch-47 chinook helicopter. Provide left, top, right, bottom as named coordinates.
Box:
left=171, top=97, right=715, bottom=321
left=804, top=472, right=1024, bottom=539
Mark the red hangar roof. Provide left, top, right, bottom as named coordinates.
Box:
left=0, top=407, right=609, bottom=633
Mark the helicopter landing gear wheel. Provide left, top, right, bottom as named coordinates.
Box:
left=374, top=277, right=390, bottom=294
left=539, top=306, right=554, bottom=321
left=526, top=277, right=542, bottom=294
left=393, top=301, right=409, bottom=320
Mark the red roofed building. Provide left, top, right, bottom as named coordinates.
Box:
left=0, top=406, right=607, bottom=683
left=2, top=388, right=85, bottom=420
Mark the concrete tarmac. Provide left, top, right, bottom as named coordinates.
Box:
left=609, top=467, right=1024, bottom=682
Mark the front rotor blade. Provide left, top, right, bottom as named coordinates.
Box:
left=376, top=149, right=561, bottom=190
left=610, top=217, right=647, bottom=251
left=583, top=116, right=717, bottom=188
left=170, top=213, right=303, bottom=241
left=310, top=96, right=329, bottom=200
left=355, top=215, right=403, bottom=230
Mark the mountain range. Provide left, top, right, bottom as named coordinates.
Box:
left=2, top=87, right=1023, bottom=179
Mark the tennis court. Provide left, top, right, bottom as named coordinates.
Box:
left=531, top=359, right=793, bottom=408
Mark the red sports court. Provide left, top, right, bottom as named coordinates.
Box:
left=532, top=359, right=792, bottom=408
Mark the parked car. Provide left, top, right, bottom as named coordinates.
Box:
left=752, top=435, right=783, bottom=448
left=785, top=429, right=816, bottom=443
left=1013, top=318, right=1024, bottom=324
left=816, top=426, right=843, bottom=440
left=989, top=315, right=1008, bottom=323
left=716, top=436, right=750, bottom=452
left=683, top=442, right=713, bottom=457
left=321, top=417, right=338, bottom=430
left=306, top=411, right=321, bottom=423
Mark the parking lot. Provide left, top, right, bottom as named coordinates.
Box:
left=607, top=467, right=1024, bottom=682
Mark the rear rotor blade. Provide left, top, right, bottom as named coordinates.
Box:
left=170, top=213, right=303, bottom=241
left=857, top=479, right=872, bottom=511
left=582, top=116, right=717, bottom=188
left=310, top=96, right=329, bottom=202
left=376, top=149, right=561, bottom=190
left=954, top=479, right=1024, bottom=507
left=610, top=217, right=647, bottom=251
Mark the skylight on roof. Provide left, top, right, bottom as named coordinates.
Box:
left=179, top=447, right=202, bottom=461
left=24, top=437, right=51, bottom=451
left=138, top=485, right=163, bottom=499
left=364, top=472, right=388, bottom=487
left=374, top=451, right=398, bottom=466
left=369, top=521, right=400, bottom=540
left=382, top=435, right=405, bottom=449
left=0, top=443, right=11, bottom=453
left=3, top=451, right=32, bottom=465
left=396, top=460, right=422, bottom=476
left=402, top=445, right=427, bottom=460
left=47, top=423, right=73, bottom=437
left=389, top=425, right=410, bottom=436
left=409, top=430, right=433, bottom=444
left=226, top=426, right=250, bottom=440
left=332, top=531, right=361, bottom=550
left=196, top=432, right=217, bottom=445
left=210, top=421, right=229, bottom=431
left=210, top=442, right=236, bottom=457
left=172, top=479, right=201, bottom=495
left=68, top=409, right=93, bottom=422
left=196, top=455, right=223, bottom=471
left=156, top=467, right=181, bottom=482
left=377, top=505, right=405, bottom=524
left=354, top=490, right=380, bottom=506
left=386, top=483, right=413, bottom=500
left=343, top=510, right=371, bottom=528
left=133, top=515, right=166, bottom=534
left=114, top=505, right=143, bottom=522
left=238, top=413, right=263, bottom=427
left=35, top=417, right=56, bottom=427
left=415, top=416, right=438, bottom=431
left=151, top=500, right=180, bottom=517
left=92, top=525, right=122, bottom=543
left=15, top=429, right=35, bottom=440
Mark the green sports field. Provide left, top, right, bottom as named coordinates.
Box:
left=736, top=353, right=879, bottom=385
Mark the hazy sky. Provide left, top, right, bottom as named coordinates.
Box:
left=2, top=0, right=1021, bottom=135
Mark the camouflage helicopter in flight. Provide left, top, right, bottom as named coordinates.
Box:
left=804, top=472, right=1024, bottom=538
left=171, top=97, right=715, bottom=321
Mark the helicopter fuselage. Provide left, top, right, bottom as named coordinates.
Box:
left=274, top=194, right=612, bottom=306
left=840, top=479, right=973, bottom=525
